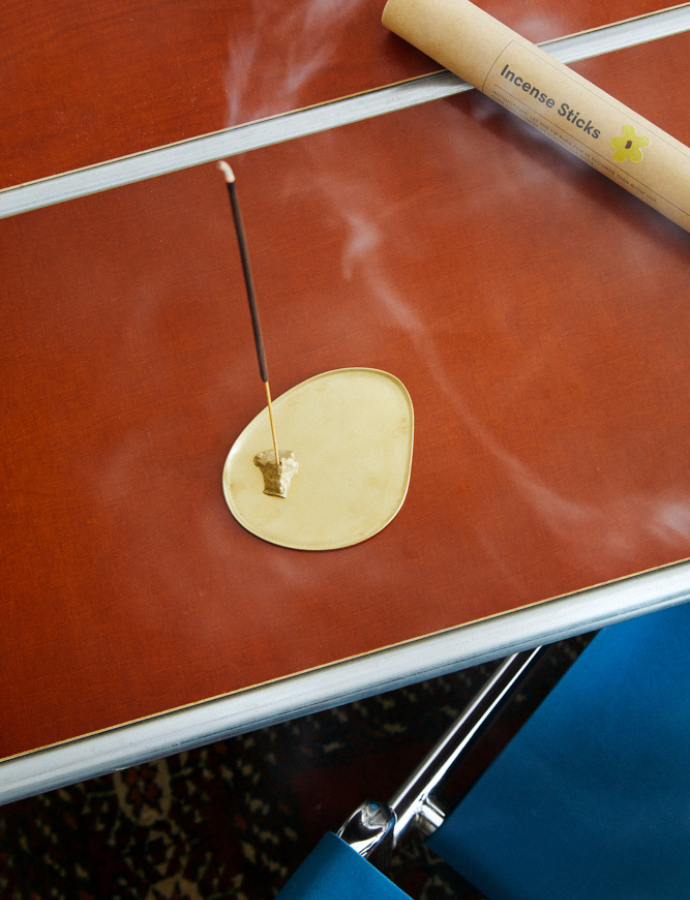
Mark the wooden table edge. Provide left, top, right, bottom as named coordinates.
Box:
left=2, top=558, right=689, bottom=806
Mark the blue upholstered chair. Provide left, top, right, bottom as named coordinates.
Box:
left=277, top=601, right=690, bottom=899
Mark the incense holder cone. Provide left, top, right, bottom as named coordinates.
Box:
left=254, top=450, right=299, bottom=498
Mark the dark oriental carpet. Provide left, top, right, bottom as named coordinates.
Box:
left=0, top=635, right=591, bottom=900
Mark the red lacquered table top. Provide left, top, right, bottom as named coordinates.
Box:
left=1, top=0, right=677, bottom=189
left=2, top=25, right=689, bottom=761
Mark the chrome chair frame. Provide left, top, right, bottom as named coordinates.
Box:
left=338, top=646, right=547, bottom=869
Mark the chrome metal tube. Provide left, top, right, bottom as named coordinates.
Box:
left=388, top=646, right=547, bottom=843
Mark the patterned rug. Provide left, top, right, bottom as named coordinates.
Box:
left=0, top=636, right=591, bottom=899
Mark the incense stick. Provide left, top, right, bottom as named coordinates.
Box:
left=218, top=160, right=280, bottom=465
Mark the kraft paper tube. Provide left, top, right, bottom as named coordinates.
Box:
left=382, top=0, right=690, bottom=232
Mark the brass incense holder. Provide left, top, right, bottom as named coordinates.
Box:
left=254, top=450, right=299, bottom=498
left=218, top=162, right=413, bottom=549
left=222, top=368, right=414, bottom=551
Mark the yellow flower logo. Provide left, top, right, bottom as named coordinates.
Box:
left=610, top=125, right=650, bottom=163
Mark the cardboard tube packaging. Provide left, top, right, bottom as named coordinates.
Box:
left=382, top=0, right=690, bottom=232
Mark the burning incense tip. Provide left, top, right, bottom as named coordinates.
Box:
left=217, top=160, right=236, bottom=183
